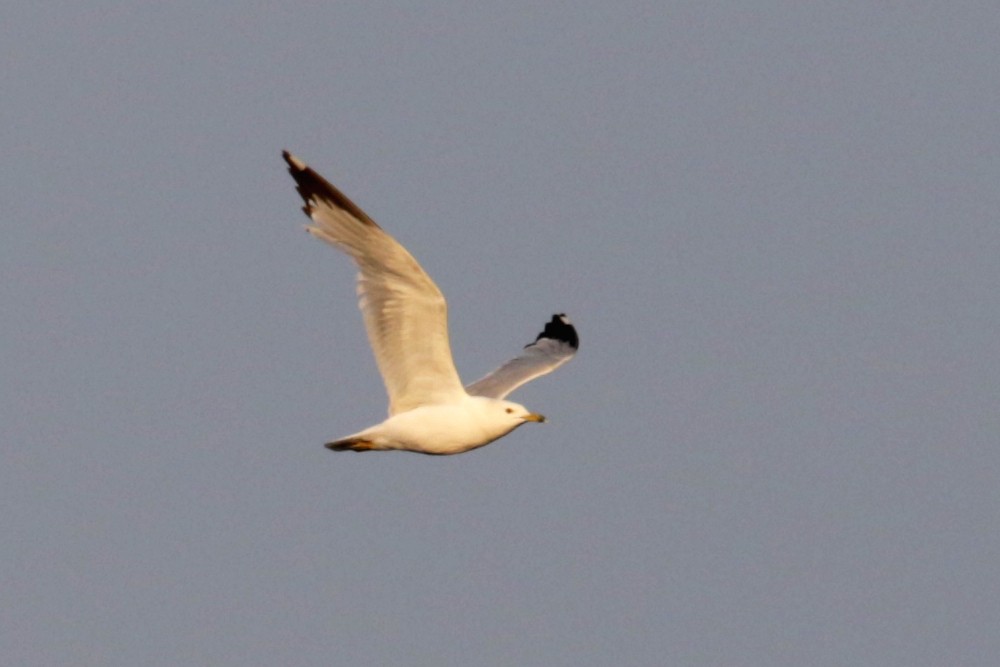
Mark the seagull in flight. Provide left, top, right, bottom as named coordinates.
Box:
left=283, top=151, right=579, bottom=455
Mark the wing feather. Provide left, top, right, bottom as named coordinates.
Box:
left=465, top=314, right=579, bottom=399
left=283, top=151, right=465, bottom=415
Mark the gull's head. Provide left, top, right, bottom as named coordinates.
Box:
left=498, top=399, right=546, bottom=425
left=465, top=397, right=546, bottom=444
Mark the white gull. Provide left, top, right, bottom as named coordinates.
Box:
left=283, top=151, right=579, bottom=455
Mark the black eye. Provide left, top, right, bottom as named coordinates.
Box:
left=505, top=408, right=514, bottom=414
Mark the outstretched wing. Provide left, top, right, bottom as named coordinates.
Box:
left=465, top=314, right=579, bottom=399
left=283, top=151, right=465, bottom=415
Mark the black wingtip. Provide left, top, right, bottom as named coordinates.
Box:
left=533, top=313, right=579, bottom=349
left=281, top=150, right=380, bottom=227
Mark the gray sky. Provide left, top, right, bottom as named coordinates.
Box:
left=4, top=2, right=1000, bottom=665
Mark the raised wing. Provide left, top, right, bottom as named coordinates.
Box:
left=283, top=151, right=465, bottom=415
left=465, top=314, right=579, bottom=399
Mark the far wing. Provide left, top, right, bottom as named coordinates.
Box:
left=465, top=314, right=579, bottom=399
left=283, top=151, right=466, bottom=415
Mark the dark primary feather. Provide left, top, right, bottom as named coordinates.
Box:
left=532, top=313, right=579, bottom=350
left=282, top=150, right=379, bottom=227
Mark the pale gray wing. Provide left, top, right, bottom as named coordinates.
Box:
left=465, top=314, right=579, bottom=399
left=283, top=151, right=466, bottom=415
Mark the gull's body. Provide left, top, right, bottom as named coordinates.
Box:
left=335, top=398, right=541, bottom=456
left=283, top=151, right=578, bottom=455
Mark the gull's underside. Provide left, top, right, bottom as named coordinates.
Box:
left=283, top=151, right=578, bottom=455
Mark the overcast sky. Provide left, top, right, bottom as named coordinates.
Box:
left=4, top=2, right=1000, bottom=666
